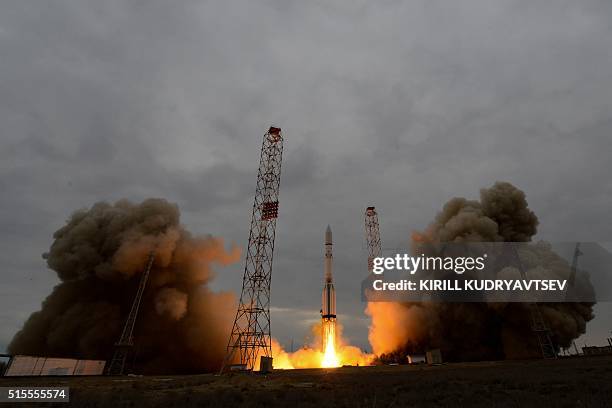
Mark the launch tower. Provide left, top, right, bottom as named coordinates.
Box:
left=365, top=207, right=382, bottom=273
left=222, top=127, right=284, bottom=372
left=106, top=251, right=155, bottom=375
left=511, top=243, right=557, bottom=359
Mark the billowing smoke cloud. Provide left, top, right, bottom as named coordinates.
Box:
left=367, top=182, right=595, bottom=361
left=155, top=288, right=188, bottom=321
left=8, top=198, right=240, bottom=374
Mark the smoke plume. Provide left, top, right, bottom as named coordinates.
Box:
left=367, top=182, right=595, bottom=361
left=8, top=198, right=240, bottom=374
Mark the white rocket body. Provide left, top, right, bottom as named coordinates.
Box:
left=321, top=225, right=336, bottom=320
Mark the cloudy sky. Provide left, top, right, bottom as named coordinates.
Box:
left=1, top=0, right=612, bottom=353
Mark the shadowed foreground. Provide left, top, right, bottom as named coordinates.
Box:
left=1, top=356, right=611, bottom=407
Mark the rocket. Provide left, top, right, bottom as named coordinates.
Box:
left=321, top=225, right=336, bottom=321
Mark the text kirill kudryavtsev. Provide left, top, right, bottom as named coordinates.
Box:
left=372, top=279, right=567, bottom=292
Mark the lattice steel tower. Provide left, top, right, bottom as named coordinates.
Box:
left=567, top=242, right=582, bottom=288
left=107, top=251, right=155, bottom=375
left=511, top=243, right=557, bottom=359
left=223, top=127, right=284, bottom=371
left=365, top=207, right=382, bottom=273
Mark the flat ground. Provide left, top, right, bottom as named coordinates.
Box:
left=1, top=355, right=611, bottom=407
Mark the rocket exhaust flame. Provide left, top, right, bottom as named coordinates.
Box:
left=268, top=320, right=373, bottom=370
left=321, top=319, right=340, bottom=368
left=267, top=225, right=373, bottom=370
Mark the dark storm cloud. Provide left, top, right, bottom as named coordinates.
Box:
left=1, top=0, right=612, bottom=353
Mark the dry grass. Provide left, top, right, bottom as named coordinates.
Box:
left=1, top=355, right=611, bottom=407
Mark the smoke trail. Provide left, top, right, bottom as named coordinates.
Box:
left=8, top=198, right=240, bottom=374
left=367, top=182, right=595, bottom=361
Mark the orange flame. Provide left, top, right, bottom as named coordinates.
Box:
left=363, top=231, right=432, bottom=356
left=266, top=321, right=374, bottom=370
left=365, top=302, right=412, bottom=355
left=321, top=320, right=340, bottom=368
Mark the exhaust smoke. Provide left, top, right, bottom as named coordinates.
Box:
left=8, top=198, right=240, bottom=374
left=367, top=182, right=595, bottom=361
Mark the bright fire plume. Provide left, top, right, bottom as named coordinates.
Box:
left=269, top=321, right=373, bottom=369
left=321, top=320, right=340, bottom=368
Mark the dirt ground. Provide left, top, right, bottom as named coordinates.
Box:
left=1, top=355, right=611, bottom=407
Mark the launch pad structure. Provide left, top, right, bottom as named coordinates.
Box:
left=510, top=243, right=557, bottom=359
left=222, top=127, right=284, bottom=372
left=364, top=207, right=382, bottom=274
left=106, top=251, right=155, bottom=375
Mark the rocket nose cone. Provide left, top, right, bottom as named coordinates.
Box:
left=325, top=225, right=332, bottom=243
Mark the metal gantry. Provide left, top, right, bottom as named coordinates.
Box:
left=567, top=242, right=582, bottom=288
left=564, top=242, right=583, bottom=302
left=511, top=243, right=557, bottom=359
left=364, top=206, right=382, bottom=273
left=107, top=251, right=155, bottom=375
left=222, top=127, right=284, bottom=372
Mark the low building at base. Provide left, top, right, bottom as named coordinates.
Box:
left=3, top=355, right=106, bottom=376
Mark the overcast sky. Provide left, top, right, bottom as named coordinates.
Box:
left=1, top=0, right=612, bottom=353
